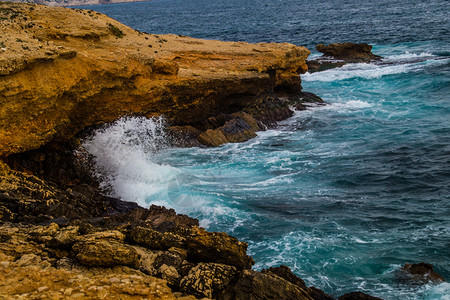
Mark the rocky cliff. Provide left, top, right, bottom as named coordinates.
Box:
left=0, top=3, right=394, bottom=299
left=0, top=1, right=311, bottom=157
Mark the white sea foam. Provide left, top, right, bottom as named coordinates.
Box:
left=385, top=51, right=434, bottom=60
left=302, top=55, right=447, bottom=82
left=303, top=62, right=412, bottom=81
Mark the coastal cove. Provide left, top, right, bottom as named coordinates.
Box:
left=76, top=0, right=449, bottom=299
left=0, top=0, right=449, bottom=299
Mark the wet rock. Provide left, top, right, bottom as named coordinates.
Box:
left=400, top=262, right=445, bottom=283
left=308, top=286, right=335, bottom=300
left=338, top=291, right=384, bottom=300
left=223, top=269, right=314, bottom=300
left=262, top=265, right=334, bottom=300
left=307, top=43, right=383, bottom=73
left=167, top=126, right=203, bottom=148
left=316, top=43, right=382, bottom=63
left=180, top=262, right=238, bottom=298
left=197, top=111, right=264, bottom=147
left=72, top=239, right=139, bottom=268
left=185, top=227, right=254, bottom=270
left=197, top=129, right=229, bottom=147
left=306, top=59, right=346, bottom=73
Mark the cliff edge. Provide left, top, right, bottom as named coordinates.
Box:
left=0, top=2, right=310, bottom=157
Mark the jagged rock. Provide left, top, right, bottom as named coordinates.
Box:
left=127, top=226, right=186, bottom=250
left=262, top=265, right=334, bottom=300
left=132, top=246, right=161, bottom=274
left=49, top=226, right=79, bottom=248
left=185, top=227, right=254, bottom=270
left=307, top=43, right=382, bottom=73
left=144, top=205, right=199, bottom=232
left=72, top=239, right=140, bottom=268
left=223, top=269, right=314, bottom=300
left=400, top=262, right=445, bottom=283
left=153, top=251, right=184, bottom=270
left=308, top=286, right=335, bottom=300
left=262, top=265, right=307, bottom=289
left=180, top=262, right=238, bottom=298
left=168, top=126, right=203, bottom=148
left=197, top=110, right=263, bottom=147
left=316, top=43, right=382, bottom=63
left=158, top=264, right=181, bottom=286
left=338, top=291, right=384, bottom=300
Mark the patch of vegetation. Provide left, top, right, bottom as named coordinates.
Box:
left=107, top=23, right=125, bottom=39
left=0, top=41, right=6, bottom=48
left=0, top=6, right=22, bottom=20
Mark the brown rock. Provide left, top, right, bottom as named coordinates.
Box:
left=262, top=265, right=307, bottom=289
left=338, top=291, right=384, bottom=300
left=180, top=262, right=238, bottom=298
left=127, top=226, right=186, bottom=250
left=185, top=227, right=254, bottom=270
left=73, top=239, right=140, bottom=268
left=316, top=43, right=382, bottom=63
left=223, top=269, right=314, bottom=300
left=400, top=262, right=445, bottom=283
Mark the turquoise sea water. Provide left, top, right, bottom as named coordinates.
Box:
left=79, top=0, right=450, bottom=298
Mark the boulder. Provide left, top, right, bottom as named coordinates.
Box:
left=262, top=265, right=334, bottom=300
left=72, top=240, right=140, bottom=268
left=185, top=227, right=254, bottom=270
left=262, top=265, right=307, bottom=289
left=400, top=262, right=445, bottom=283
left=223, top=269, right=314, bottom=300
left=180, top=262, right=238, bottom=298
left=126, top=226, right=185, bottom=250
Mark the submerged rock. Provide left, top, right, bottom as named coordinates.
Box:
left=399, top=262, right=445, bottom=284
left=338, top=291, right=384, bottom=300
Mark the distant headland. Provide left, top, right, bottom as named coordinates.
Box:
left=5, top=0, right=150, bottom=7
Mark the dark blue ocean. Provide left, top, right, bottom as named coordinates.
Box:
left=78, top=0, right=450, bottom=298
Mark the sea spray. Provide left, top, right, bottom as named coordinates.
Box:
left=80, top=116, right=180, bottom=208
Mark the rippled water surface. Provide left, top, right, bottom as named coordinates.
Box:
left=79, top=0, right=450, bottom=298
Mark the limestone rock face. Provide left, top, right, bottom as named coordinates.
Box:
left=0, top=2, right=310, bottom=157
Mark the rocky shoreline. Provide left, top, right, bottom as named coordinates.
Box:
left=0, top=3, right=445, bottom=299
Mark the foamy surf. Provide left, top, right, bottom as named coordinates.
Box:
left=303, top=53, right=448, bottom=82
